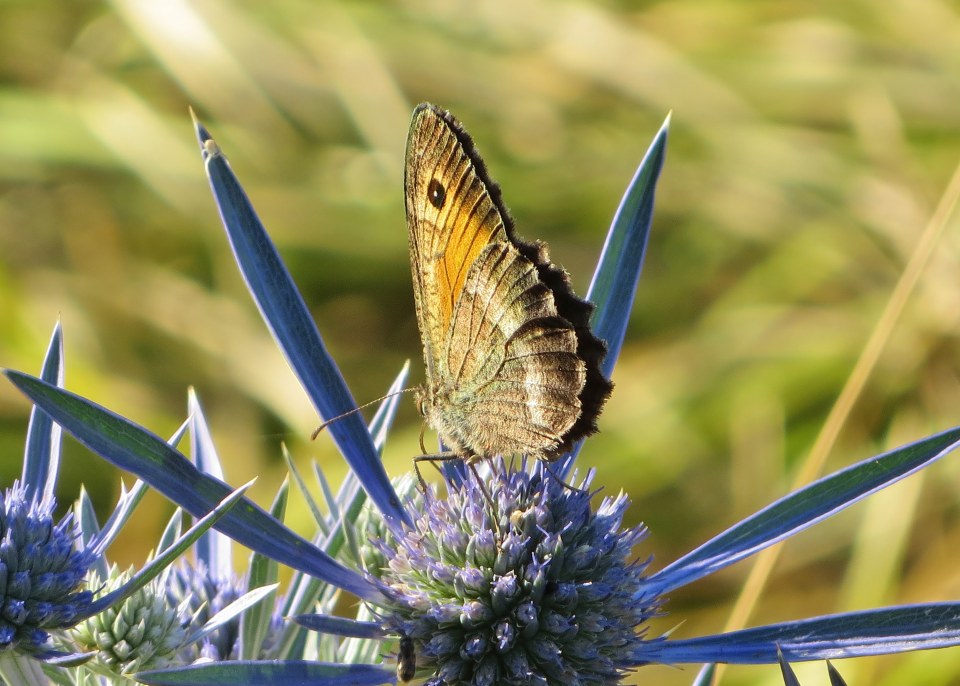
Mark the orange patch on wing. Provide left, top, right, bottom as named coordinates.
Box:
left=438, top=211, right=500, bottom=331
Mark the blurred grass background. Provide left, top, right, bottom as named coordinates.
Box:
left=1, top=1, right=960, bottom=684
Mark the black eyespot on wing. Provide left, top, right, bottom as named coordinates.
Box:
left=428, top=178, right=446, bottom=208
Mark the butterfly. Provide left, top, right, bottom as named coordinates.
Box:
left=404, top=103, right=612, bottom=467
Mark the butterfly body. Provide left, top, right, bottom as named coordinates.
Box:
left=405, top=103, right=611, bottom=463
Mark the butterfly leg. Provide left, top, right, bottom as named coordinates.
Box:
left=412, top=451, right=461, bottom=493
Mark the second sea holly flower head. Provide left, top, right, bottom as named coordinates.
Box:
left=6, top=107, right=960, bottom=686
left=63, top=390, right=285, bottom=681
left=0, top=325, right=255, bottom=686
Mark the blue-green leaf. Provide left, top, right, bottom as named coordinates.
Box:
left=137, top=660, right=394, bottom=686
left=193, top=115, right=407, bottom=529
left=588, top=113, right=669, bottom=375
left=187, top=389, right=233, bottom=579
left=689, top=664, right=716, bottom=686
left=4, top=369, right=382, bottom=603
left=635, top=602, right=960, bottom=664
left=777, top=648, right=802, bottom=686
left=293, top=614, right=385, bottom=639
left=561, top=115, right=668, bottom=473
left=648, top=425, right=960, bottom=595
left=22, top=320, right=63, bottom=505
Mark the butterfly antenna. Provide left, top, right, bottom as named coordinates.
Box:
left=310, top=388, right=416, bottom=440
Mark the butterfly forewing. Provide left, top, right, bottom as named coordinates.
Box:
left=404, top=103, right=612, bottom=462
left=405, top=107, right=506, bottom=357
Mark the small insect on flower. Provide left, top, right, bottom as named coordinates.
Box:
left=397, top=635, right=417, bottom=682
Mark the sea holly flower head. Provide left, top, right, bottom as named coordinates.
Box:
left=68, top=548, right=277, bottom=676
left=354, top=473, right=419, bottom=575
left=68, top=566, right=189, bottom=675
left=0, top=324, right=103, bottom=666
left=0, top=482, right=95, bottom=655
left=371, top=464, right=656, bottom=686
left=164, top=560, right=246, bottom=662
